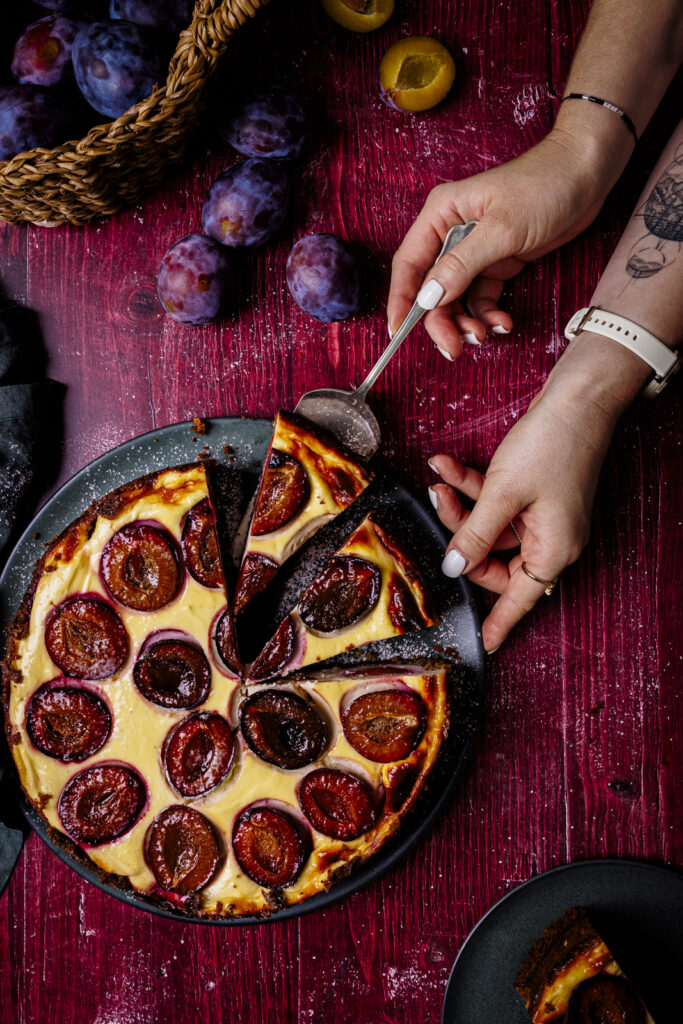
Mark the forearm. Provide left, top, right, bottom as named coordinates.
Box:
left=551, top=0, right=683, bottom=196
left=543, top=120, right=683, bottom=417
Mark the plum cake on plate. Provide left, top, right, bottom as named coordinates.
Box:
left=3, top=413, right=451, bottom=919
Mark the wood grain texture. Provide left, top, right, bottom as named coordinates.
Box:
left=0, top=1, right=681, bottom=1022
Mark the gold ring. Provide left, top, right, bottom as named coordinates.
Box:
left=521, top=562, right=559, bottom=596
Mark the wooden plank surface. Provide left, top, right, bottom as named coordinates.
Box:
left=1, top=1, right=681, bottom=1022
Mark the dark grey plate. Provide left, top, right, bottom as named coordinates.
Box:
left=0, top=417, right=484, bottom=925
left=442, top=858, right=683, bottom=1023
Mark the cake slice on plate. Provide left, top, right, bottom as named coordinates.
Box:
left=515, top=906, right=655, bottom=1023
left=234, top=410, right=373, bottom=612
left=247, top=512, right=436, bottom=680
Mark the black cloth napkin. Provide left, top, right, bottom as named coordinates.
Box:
left=0, top=304, right=62, bottom=896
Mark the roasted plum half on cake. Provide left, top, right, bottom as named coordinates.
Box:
left=234, top=411, right=372, bottom=612
left=239, top=688, right=329, bottom=769
left=248, top=514, right=436, bottom=680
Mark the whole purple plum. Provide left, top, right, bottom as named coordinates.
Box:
left=222, top=90, right=309, bottom=160
left=12, top=16, right=82, bottom=88
left=202, top=158, right=289, bottom=248
left=72, top=20, right=168, bottom=119
left=286, top=234, right=362, bottom=322
left=35, top=1, right=80, bottom=9
left=0, top=86, right=78, bottom=161
left=157, top=234, right=232, bottom=325
left=109, top=0, right=195, bottom=34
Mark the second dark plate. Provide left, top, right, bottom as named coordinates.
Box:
left=0, top=417, right=485, bottom=925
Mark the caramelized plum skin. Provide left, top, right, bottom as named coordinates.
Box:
left=0, top=85, right=78, bottom=161
left=298, top=769, right=378, bottom=840
left=202, top=158, right=289, bottom=249
left=387, top=574, right=424, bottom=632
left=240, top=690, right=328, bottom=769
left=252, top=449, right=310, bottom=536
left=72, top=21, right=168, bottom=119
left=222, top=89, right=309, bottom=159
left=232, top=806, right=306, bottom=888
left=146, top=805, right=222, bottom=894
left=566, top=974, right=645, bottom=1024
left=59, top=763, right=146, bottom=845
left=12, top=16, right=81, bottom=87
left=157, top=233, right=232, bottom=326
left=44, top=595, right=128, bottom=680
left=164, top=712, right=234, bottom=797
left=234, top=553, right=279, bottom=613
left=181, top=499, right=223, bottom=588
left=26, top=683, right=111, bottom=762
left=133, top=640, right=211, bottom=709
left=298, top=555, right=381, bottom=634
left=343, top=690, right=426, bottom=762
left=248, top=616, right=297, bottom=680
left=101, top=522, right=182, bottom=611
left=214, top=607, right=240, bottom=675
left=286, top=234, right=362, bottom=322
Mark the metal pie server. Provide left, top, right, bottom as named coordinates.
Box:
left=295, top=220, right=477, bottom=459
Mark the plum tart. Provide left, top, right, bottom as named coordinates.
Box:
left=515, top=907, right=655, bottom=1023
left=234, top=410, right=373, bottom=612
left=248, top=512, right=436, bottom=681
left=4, top=431, right=448, bottom=919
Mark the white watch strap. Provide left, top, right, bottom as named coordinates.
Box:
left=565, top=306, right=681, bottom=398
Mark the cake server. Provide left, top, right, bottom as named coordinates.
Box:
left=295, top=220, right=477, bottom=459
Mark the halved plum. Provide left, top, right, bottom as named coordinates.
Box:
left=146, top=805, right=223, bottom=894
left=298, top=768, right=378, bottom=840
left=213, top=606, right=240, bottom=675
left=133, top=639, right=211, bottom=709
left=232, top=805, right=306, bottom=888
left=234, top=553, right=279, bottom=613
left=342, top=690, right=426, bottom=762
left=240, top=689, right=328, bottom=769
left=44, top=595, right=128, bottom=680
left=26, top=683, right=111, bottom=762
left=58, top=763, right=146, bottom=845
left=252, top=449, right=310, bottom=536
left=101, top=522, right=182, bottom=611
left=298, top=556, right=381, bottom=634
left=163, top=712, right=234, bottom=797
left=567, top=975, right=645, bottom=1024
left=248, top=616, right=297, bottom=681
left=181, top=499, right=223, bottom=589
left=387, top=574, right=424, bottom=633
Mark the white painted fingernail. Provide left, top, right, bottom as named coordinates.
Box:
left=487, top=646, right=501, bottom=654
left=492, top=325, right=510, bottom=334
left=388, top=323, right=395, bottom=339
left=427, top=458, right=441, bottom=475
left=442, top=548, right=467, bottom=578
left=462, top=332, right=481, bottom=346
left=416, top=279, right=444, bottom=310
left=436, top=344, right=454, bottom=362
left=428, top=486, right=439, bottom=510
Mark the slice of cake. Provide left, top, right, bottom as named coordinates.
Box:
left=515, top=907, right=655, bottom=1023
left=247, top=513, right=436, bottom=680
left=234, top=410, right=373, bottom=613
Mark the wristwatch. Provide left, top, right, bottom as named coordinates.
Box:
left=565, top=306, right=681, bottom=398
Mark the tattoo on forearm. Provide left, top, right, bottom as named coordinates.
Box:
left=626, top=142, right=683, bottom=278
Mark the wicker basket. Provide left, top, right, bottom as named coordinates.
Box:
left=0, top=0, right=271, bottom=226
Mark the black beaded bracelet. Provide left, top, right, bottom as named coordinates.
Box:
left=561, top=93, right=638, bottom=142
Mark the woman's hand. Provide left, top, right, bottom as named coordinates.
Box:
left=427, top=363, right=626, bottom=651
left=387, top=121, right=626, bottom=361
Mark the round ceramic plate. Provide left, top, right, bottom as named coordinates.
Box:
left=442, top=858, right=683, bottom=1023
left=0, top=417, right=485, bottom=925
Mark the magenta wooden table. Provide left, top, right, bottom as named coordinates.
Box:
left=1, top=3, right=681, bottom=1022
